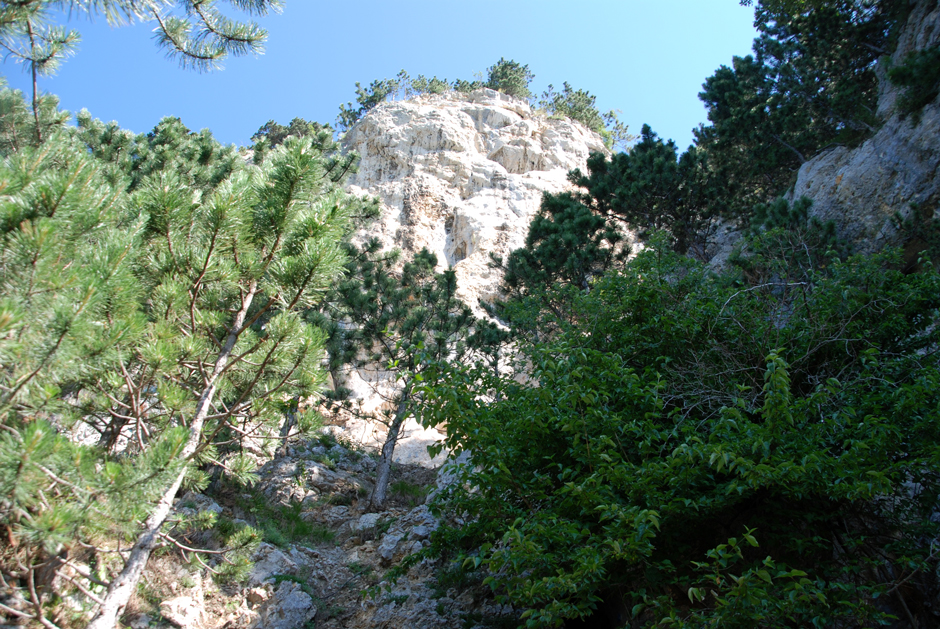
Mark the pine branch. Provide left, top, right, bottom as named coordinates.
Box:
left=55, top=568, right=105, bottom=605
left=0, top=601, right=34, bottom=620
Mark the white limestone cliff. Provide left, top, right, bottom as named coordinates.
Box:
left=343, top=88, right=608, bottom=313
left=333, top=88, right=608, bottom=463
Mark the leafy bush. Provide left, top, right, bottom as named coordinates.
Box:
left=423, top=240, right=940, bottom=627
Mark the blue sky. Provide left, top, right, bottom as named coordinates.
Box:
left=2, top=1, right=758, bottom=151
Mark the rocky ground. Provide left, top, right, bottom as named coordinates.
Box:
left=111, top=434, right=513, bottom=629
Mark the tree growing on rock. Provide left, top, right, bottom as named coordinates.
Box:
left=697, top=0, right=902, bottom=217
left=538, top=82, right=633, bottom=150
left=337, top=70, right=411, bottom=131
left=485, top=57, right=534, bottom=100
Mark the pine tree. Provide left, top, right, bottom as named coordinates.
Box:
left=76, top=113, right=243, bottom=193
left=250, top=117, right=335, bottom=164
left=0, top=82, right=69, bottom=153
left=696, top=0, right=901, bottom=218
left=82, top=133, right=362, bottom=628
left=323, top=244, right=476, bottom=509
left=569, top=126, right=726, bottom=255
left=485, top=58, right=534, bottom=100
left=0, top=117, right=180, bottom=625
left=493, top=187, right=627, bottom=340
left=0, top=0, right=281, bottom=142
left=0, top=87, right=369, bottom=624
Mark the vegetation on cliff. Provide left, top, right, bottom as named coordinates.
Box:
left=334, top=58, right=633, bottom=149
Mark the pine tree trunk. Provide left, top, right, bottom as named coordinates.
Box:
left=96, top=416, right=129, bottom=452
left=275, top=405, right=295, bottom=459
left=87, top=283, right=258, bottom=629
left=25, top=19, right=42, bottom=145
left=85, top=463, right=188, bottom=629
left=370, top=383, right=412, bottom=510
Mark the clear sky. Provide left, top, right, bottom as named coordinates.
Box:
left=2, top=1, right=758, bottom=152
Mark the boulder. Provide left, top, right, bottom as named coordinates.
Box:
left=159, top=596, right=203, bottom=628
left=248, top=581, right=316, bottom=629
left=248, top=543, right=298, bottom=586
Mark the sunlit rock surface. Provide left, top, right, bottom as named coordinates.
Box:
left=337, top=89, right=608, bottom=464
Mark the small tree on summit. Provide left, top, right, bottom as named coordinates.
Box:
left=485, top=57, right=534, bottom=99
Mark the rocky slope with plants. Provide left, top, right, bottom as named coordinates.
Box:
left=787, top=0, right=940, bottom=256
left=109, top=437, right=496, bottom=629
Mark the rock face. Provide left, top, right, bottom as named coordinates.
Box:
left=787, top=0, right=940, bottom=253
left=335, top=88, right=607, bottom=461
left=344, top=90, right=606, bottom=290
left=247, top=581, right=316, bottom=629
left=343, top=88, right=607, bottom=312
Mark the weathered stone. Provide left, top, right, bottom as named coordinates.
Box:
left=338, top=89, right=609, bottom=467
left=246, top=587, right=269, bottom=606
left=378, top=532, right=405, bottom=565
left=159, top=596, right=203, bottom=628
left=248, top=543, right=298, bottom=586
left=247, top=581, right=316, bottom=629
left=127, top=613, right=152, bottom=629
left=356, top=512, right=382, bottom=532
left=173, top=492, right=222, bottom=518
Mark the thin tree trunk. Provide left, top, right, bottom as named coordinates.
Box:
left=25, top=20, right=41, bottom=145
left=275, top=401, right=296, bottom=459
left=85, top=461, right=188, bottom=629
left=370, top=383, right=412, bottom=510
left=87, top=283, right=258, bottom=629
left=96, top=417, right=129, bottom=452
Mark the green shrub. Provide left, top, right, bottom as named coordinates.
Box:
left=423, top=240, right=940, bottom=627
left=390, top=480, right=428, bottom=506
left=236, top=491, right=335, bottom=547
